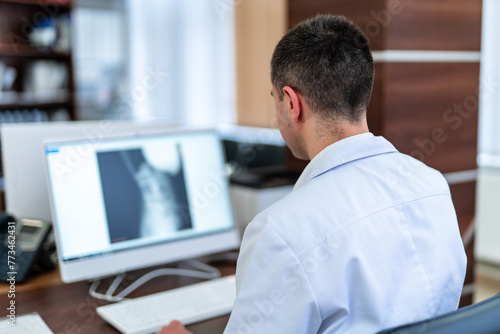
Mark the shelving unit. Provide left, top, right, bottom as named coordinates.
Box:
left=0, top=0, right=75, bottom=121
left=0, top=0, right=69, bottom=5
left=0, top=0, right=75, bottom=210
left=0, top=45, right=71, bottom=58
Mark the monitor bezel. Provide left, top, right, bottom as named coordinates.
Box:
left=43, top=127, right=240, bottom=283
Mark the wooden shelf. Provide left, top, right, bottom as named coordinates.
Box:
left=0, top=92, right=71, bottom=109
left=0, top=0, right=70, bottom=8
left=0, top=0, right=76, bottom=119
left=0, top=44, right=70, bottom=59
left=0, top=100, right=70, bottom=110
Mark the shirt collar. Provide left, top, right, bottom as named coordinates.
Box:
left=293, top=133, right=398, bottom=190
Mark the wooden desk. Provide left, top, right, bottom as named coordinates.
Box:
left=1, top=258, right=237, bottom=333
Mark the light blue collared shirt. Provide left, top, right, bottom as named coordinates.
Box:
left=225, top=134, right=466, bottom=334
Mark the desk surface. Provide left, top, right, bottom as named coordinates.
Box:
left=0, top=258, right=237, bottom=333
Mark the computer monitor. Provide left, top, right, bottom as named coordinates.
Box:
left=43, top=128, right=240, bottom=283
left=1, top=120, right=177, bottom=222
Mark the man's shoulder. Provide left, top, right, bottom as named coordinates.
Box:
left=246, top=148, right=452, bottom=252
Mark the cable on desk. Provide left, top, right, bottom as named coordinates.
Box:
left=89, top=259, right=221, bottom=302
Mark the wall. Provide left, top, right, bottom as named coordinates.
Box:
left=235, top=0, right=287, bottom=127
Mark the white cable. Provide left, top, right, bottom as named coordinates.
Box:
left=89, top=260, right=221, bottom=302
left=106, top=273, right=125, bottom=296
left=116, top=267, right=219, bottom=299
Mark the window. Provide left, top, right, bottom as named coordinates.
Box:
left=125, top=0, right=236, bottom=125
left=73, top=0, right=125, bottom=120
left=73, top=0, right=236, bottom=125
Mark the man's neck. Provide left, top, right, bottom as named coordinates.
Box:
left=305, top=118, right=370, bottom=160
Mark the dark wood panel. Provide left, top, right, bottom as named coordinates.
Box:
left=386, top=0, right=482, bottom=51
left=450, top=181, right=476, bottom=226
left=367, top=63, right=385, bottom=136
left=288, top=0, right=482, bottom=51
left=459, top=238, right=474, bottom=307
left=449, top=181, right=476, bottom=308
left=383, top=62, right=479, bottom=174
left=450, top=181, right=475, bottom=307
left=288, top=0, right=386, bottom=50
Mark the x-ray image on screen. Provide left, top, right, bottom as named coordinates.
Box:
left=97, top=143, right=192, bottom=243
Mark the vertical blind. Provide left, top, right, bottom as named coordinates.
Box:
left=126, top=0, right=236, bottom=125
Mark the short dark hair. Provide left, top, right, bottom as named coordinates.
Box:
left=271, top=15, right=374, bottom=123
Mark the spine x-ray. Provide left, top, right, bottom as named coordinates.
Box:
left=97, top=143, right=192, bottom=243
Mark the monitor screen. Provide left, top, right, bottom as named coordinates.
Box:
left=44, top=128, right=240, bottom=283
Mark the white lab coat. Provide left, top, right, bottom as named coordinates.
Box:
left=224, top=133, right=467, bottom=334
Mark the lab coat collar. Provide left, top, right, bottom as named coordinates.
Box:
left=293, top=134, right=398, bottom=190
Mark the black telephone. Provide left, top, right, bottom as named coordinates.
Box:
left=0, top=212, right=56, bottom=283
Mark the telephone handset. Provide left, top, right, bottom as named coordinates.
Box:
left=0, top=212, right=55, bottom=283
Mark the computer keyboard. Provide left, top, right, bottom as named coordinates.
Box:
left=96, top=275, right=236, bottom=334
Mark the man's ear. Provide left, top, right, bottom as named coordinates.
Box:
left=282, top=86, right=302, bottom=122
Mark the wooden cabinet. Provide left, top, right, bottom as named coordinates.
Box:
left=0, top=0, right=75, bottom=122
left=0, top=0, right=75, bottom=210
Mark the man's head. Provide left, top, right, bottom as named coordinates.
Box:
left=271, top=14, right=374, bottom=123
left=270, top=15, right=374, bottom=159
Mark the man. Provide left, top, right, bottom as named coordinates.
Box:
left=160, top=14, right=466, bottom=334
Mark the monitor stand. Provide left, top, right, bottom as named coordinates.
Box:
left=88, top=259, right=221, bottom=302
